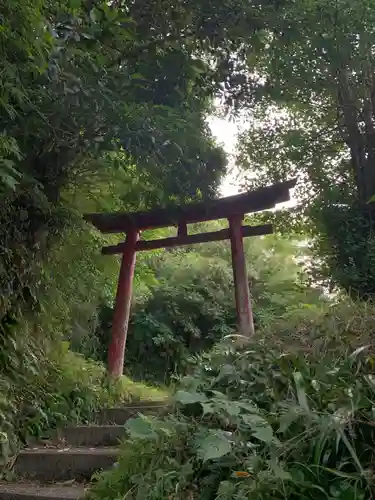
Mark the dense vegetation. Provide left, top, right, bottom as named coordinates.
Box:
left=90, top=300, right=375, bottom=500
left=0, top=0, right=287, bottom=348
left=0, top=0, right=246, bottom=456
left=1, top=0, right=375, bottom=498
left=236, top=0, right=375, bottom=296
left=0, top=0, right=292, bottom=462
left=0, top=313, right=145, bottom=466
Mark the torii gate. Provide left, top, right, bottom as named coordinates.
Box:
left=86, top=179, right=295, bottom=378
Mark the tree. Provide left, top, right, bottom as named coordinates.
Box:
left=236, top=0, right=375, bottom=295
left=0, top=0, right=263, bottom=316
left=0, top=0, right=291, bottom=355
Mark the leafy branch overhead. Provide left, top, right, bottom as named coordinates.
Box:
left=236, top=0, right=375, bottom=296
left=0, top=0, right=284, bottom=315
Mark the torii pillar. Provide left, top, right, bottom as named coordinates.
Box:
left=107, top=227, right=138, bottom=378
left=229, top=214, right=254, bottom=337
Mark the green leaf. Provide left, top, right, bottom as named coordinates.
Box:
left=241, top=414, right=268, bottom=427
left=0, top=174, right=18, bottom=190
left=269, top=460, right=292, bottom=481
left=191, top=59, right=207, bottom=74
left=242, top=414, right=274, bottom=443
left=215, top=364, right=237, bottom=382
left=126, top=417, right=156, bottom=439
left=223, top=401, right=241, bottom=417
left=252, top=425, right=274, bottom=443
left=337, top=428, right=364, bottom=475
left=69, top=0, right=81, bottom=8
left=278, top=407, right=300, bottom=433
left=175, top=390, right=208, bottom=405
left=210, top=390, right=227, bottom=398
left=195, top=431, right=232, bottom=462
left=237, top=401, right=259, bottom=413
left=220, top=364, right=236, bottom=375
left=293, top=372, right=309, bottom=411
left=217, top=481, right=237, bottom=496
left=201, top=402, right=215, bottom=415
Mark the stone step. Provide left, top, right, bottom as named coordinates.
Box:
left=96, top=401, right=171, bottom=425
left=58, top=425, right=125, bottom=447
left=0, top=483, right=86, bottom=500
left=14, top=447, right=118, bottom=482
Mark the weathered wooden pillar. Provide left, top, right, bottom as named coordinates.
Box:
left=229, top=215, right=254, bottom=337
left=108, top=227, right=138, bottom=378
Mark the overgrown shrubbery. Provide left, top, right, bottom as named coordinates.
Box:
left=0, top=314, right=166, bottom=468
left=89, top=299, right=375, bottom=500
left=124, top=252, right=237, bottom=383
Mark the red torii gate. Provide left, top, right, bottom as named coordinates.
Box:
left=85, top=179, right=295, bottom=378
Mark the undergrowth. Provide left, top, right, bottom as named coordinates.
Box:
left=119, top=376, right=171, bottom=402
left=0, top=314, right=167, bottom=469
left=89, top=299, right=375, bottom=500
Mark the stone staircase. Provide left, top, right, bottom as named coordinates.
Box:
left=0, top=401, right=170, bottom=500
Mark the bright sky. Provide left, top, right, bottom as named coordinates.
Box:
left=208, top=116, right=244, bottom=196
left=208, top=115, right=297, bottom=207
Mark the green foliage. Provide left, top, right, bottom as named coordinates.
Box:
left=89, top=299, right=375, bottom=500
left=0, top=0, right=51, bottom=190
left=0, top=0, right=287, bottom=363
left=0, top=312, right=167, bottom=467
left=125, top=251, right=236, bottom=383
left=0, top=317, right=110, bottom=464
left=236, top=0, right=375, bottom=295
left=0, top=0, right=231, bottom=321
left=0, top=0, right=322, bottom=478
left=311, top=202, right=375, bottom=297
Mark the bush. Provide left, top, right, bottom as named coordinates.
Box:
left=0, top=313, right=136, bottom=468
left=89, top=299, right=375, bottom=500
left=311, top=200, right=375, bottom=297
left=125, top=252, right=236, bottom=383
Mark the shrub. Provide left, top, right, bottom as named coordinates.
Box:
left=94, top=234, right=321, bottom=384
left=0, top=314, right=132, bottom=468
left=89, top=299, right=375, bottom=500
left=125, top=252, right=236, bottom=383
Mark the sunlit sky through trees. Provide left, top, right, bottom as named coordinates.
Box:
left=208, top=115, right=242, bottom=196
left=208, top=116, right=296, bottom=208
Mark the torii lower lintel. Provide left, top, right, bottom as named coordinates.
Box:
left=85, top=179, right=296, bottom=378
left=102, top=223, right=273, bottom=255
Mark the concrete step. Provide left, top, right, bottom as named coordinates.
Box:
left=0, top=483, right=86, bottom=500
left=14, top=447, right=118, bottom=482
left=97, top=401, right=171, bottom=425
left=58, top=425, right=125, bottom=447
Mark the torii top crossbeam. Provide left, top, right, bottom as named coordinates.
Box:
left=85, top=179, right=296, bottom=378
left=86, top=179, right=296, bottom=233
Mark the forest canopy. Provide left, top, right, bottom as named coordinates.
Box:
left=0, top=0, right=284, bottom=318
